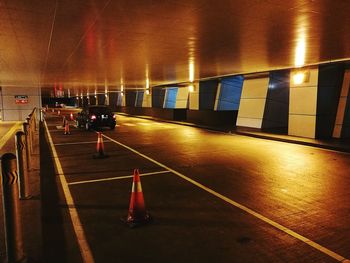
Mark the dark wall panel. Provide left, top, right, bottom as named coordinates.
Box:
left=125, top=91, right=137, bottom=107
left=89, top=95, right=96, bottom=105
left=109, top=92, right=118, bottom=110
left=316, top=64, right=344, bottom=138
left=152, top=87, right=166, bottom=108
left=199, top=80, right=218, bottom=110
left=97, top=94, right=105, bottom=105
left=187, top=110, right=238, bottom=128
left=262, top=70, right=290, bottom=130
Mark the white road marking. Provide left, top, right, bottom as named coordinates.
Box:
left=68, top=170, right=170, bottom=186
left=123, top=123, right=136, bottom=126
left=102, top=133, right=350, bottom=263
left=54, top=140, right=111, bottom=146
left=44, top=121, right=95, bottom=263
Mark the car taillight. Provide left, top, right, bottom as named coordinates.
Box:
left=91, top=115, right=96, bottom=120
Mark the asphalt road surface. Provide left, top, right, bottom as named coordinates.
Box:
left=42, top=112, right=350, bottom=263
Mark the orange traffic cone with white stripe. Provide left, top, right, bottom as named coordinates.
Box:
left=93, top=132, right=108, bottom=158
left=125, top=169, right=152, bottom=227
left=64, top=121, right=70, bottom=135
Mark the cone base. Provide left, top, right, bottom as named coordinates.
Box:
left=121, top=213, right=152, bottom=228
left=92, top=153, right=109, bottom=159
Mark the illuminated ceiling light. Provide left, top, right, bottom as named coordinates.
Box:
left=121, top=92, right=124, bottom=97
left=188, top=84, right=194, bottom=93
left=295, top=39, right=306, bottom=67
left=145, top=89, right=150, bottom=95
left=189, top=61, right=195, bottom=82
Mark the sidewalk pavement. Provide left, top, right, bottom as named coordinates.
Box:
left=117, top=112, right=350, bottom=153
left=0, top=123, right=41, bottom=262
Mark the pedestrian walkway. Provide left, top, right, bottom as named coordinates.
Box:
left=0, top=122, right=41, bottom=262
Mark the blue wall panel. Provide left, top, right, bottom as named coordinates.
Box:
left=164, top=87, right=178, bottom=108
left=217, top=76, right=244, bottom=110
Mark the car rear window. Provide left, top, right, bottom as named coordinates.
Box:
left=89, top=107, right=112, bottom=115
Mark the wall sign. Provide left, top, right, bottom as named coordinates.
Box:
left=15, top=95, right=28, bottom=104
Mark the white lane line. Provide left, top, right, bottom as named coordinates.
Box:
left=68, top=170, right=170, bottom=186
left=0, top=122, right=21, bottom=150
left=54, top=140, right=111, bottom=146
left=44, top=121, right=95, bottom=263
left=123, top=123, right=136, bottom=126
left=102, top=133, right=350, bottom=263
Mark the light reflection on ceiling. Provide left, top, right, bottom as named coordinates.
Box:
left=0, top=0, right=350, bottom=96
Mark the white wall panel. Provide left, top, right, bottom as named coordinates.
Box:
left=288, top=115, right=316, bottom=138
left=288, top=68, right=318, bottom=138
left=289, top=86, right=317, bottom=115
left=176, top=87, right=189, bottom=108
left=236, top=77, right=269, bottom=128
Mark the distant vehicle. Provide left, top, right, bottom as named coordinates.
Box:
left=76, top=105, right=116, bottom=130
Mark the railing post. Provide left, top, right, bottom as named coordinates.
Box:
left=1, top=153, right=26, bottom=263
left=33, top=108, right=37, bottom=131
left=15, top=131, right=30, bottom=200
left=25, top=118, right=33, bottom=154
left=23, top=123, right=32, bottom=171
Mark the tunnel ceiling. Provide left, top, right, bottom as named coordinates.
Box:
left=1, top=0, right=350, bottom=95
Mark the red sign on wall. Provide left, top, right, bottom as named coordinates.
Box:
left=15, top=95, right=28, bottom=104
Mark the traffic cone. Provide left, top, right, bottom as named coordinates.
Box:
left=93, top=132, right=108, bottom=158
left=125, top=169, right=152, bottom=227
left=70, top=113, right=74, bottom=121
left=64, top=122, right=70, bottom=135
left=62, top=116, right=66, bottom=127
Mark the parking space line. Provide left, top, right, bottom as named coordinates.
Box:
left=44, top=121, right=95, bottom=263
left=102, top=133, right=350, bottom=263
left=54, top=140, right=112, bottom=146
left=0, top=122, right=21, bottom=150
left=68, top=170, right=170, bottom=186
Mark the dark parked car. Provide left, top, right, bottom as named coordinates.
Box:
left=76, top=105, right=116, bottom=130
